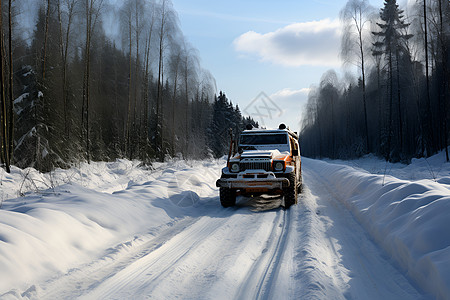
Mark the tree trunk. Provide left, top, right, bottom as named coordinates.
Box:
left=437, top=0, right=449, bottom=161
left=7, top=0, right=14, bottom=166
left=126, top=12, right=132, bottom=158
left=156, top=1, right=166, bottom=161
left=83, top=0, right=94, bottom=163
left=423, top=0, right=434, bottom=156
left=377, top=62, right=383, bottom=153
left=0, top=3, right=10, bottom=172
left=142, top=16, right=154, bottom=160
left=171, top=59, right=179, bottom=157
left=42, top=0, right=50, bottom=81
left=358, top=23, right=369, bottom=154
left=57, top=0, right=66, bottom=135
left=387, top=49, right=394, bottom=161
left=133, top=1, right=140, bottom=158
left=395, top=49, right=403, bottom=156
left=184, top=59, right=189, bottom=157
left=58, top=0, right=74, bottom=139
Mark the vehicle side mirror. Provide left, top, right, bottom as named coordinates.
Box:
left=292, top=149, right=299, bottom=157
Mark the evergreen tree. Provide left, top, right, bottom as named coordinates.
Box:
left=372, top=0, right=412, bottom=161
left=208, top=91, right=258, bottom=158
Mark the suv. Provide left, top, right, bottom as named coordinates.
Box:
left=216, top=124, right=302, bottom=208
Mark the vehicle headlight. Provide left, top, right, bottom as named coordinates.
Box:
left=274, top=161, right=284, bottom=171
left=230, top=162, right=240, bottom=173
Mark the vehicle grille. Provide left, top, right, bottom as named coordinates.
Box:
left=240, top=160, right=271, bottom=172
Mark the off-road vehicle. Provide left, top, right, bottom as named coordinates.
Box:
left=216, top=124, right=302, bottom=208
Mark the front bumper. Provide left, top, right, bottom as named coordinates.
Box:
left=216, top=171, right=290, bottom=189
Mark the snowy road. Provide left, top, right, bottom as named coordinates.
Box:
left=34, top=198, right=298, bottom=299
left=3, top=155, right=449, bottom=299
left=1, top=160, right=429, bottom=299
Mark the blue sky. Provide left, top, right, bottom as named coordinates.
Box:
left=171, top=0, right=387, bottom=131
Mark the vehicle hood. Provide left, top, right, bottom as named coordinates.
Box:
left=240, top=149, right=283, bottom=159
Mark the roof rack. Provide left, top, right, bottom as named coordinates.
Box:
left=241, top=123, right=298, bottom=139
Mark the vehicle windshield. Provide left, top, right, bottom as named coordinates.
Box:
left=240, top=134, right=287, bottom=145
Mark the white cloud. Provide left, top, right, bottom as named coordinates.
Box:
left=271, top=88, right=311, bottom=98
left=233, top=19, right=341, bottom=67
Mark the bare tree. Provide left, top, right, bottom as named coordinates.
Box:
left=340, top=0, right=375, bottom=153
left=420, top=0, right=436, bottom=156
left=141, top=0, right=156, bottom=160
left=180, top=42, right=199, bottom=157
left=57, top=0, right=77, bottom=138
left=132, top=0, right=144, bottom=157
left=120, top=0, right=145, bottom=158
left=155, top=0, right=177, bottom=160
left=155, top=0, right=168, bottom=160
left=42, top=0, right=51, bottom=82
left=81, top=0, right=104, bottom=162
left=168, top=43, right=182, bottom=157
left=122, top=0, right=133, bottom=157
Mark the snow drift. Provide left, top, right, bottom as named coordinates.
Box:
left=0, top=159, right=222, bottom=296
left=304, top=155, right=450, bottom=300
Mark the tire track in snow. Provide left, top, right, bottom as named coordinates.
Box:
left=235, top=208, right=293, bottom=300
left=147, top=209, right=282, bottom=299
left=78, top=207, right=281, bottom=299
left=80, top=215, right=233, bottom=299
left=37, top=217, right=201, bottom=299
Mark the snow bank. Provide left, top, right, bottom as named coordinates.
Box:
left=326, top=151, right=450, bottom=184
left=0, top=159, right=222, bottom=295
left=304, top=156, right=450, bottom=300
left=0, top=159, right=153, bottom=201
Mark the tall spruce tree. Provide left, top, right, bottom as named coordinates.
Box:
left=372, top=0, right=412, bottom=161
left=208, top=92, right=258, bottom=158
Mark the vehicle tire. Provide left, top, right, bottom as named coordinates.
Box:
left=297, top=175, right=303, bottom=193
left=220, top=187, right=236, bottom=207
left=283, top=172, right=297, bottom=209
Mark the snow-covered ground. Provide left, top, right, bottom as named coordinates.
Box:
left=0, top=153, right=448, bottom=299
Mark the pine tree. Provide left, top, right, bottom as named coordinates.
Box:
left=372, top=0, right=412, bottom=161
left=207, top=91, right=258, bottom=158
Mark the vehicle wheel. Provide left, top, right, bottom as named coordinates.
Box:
left=220, top=187, right=236, bottom=207
left=297, top=175, right=303, bottom=193
left=283, top=172, right=297, bottom=209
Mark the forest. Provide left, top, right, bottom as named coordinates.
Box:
left=300, top=0, right=449, bottom=163
left=0, top=0, right=255, bottom=173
